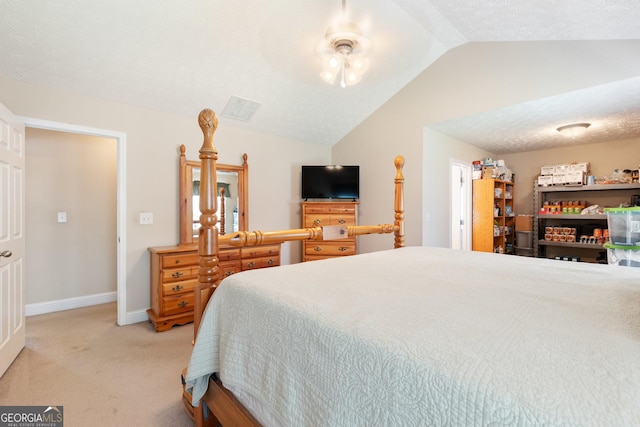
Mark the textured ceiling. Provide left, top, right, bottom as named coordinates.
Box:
left=1, top=0, right=640, bottom=153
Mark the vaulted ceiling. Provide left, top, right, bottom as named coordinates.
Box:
left=1, top=0, right=640, bottom=153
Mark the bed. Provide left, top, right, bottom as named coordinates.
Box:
left=184, top=108, right=640, bottom=426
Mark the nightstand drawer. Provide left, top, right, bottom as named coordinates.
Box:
left=161, top=266, right=198, bottom=283
left=162, top=278, right=197, bottom=296
left=163, top=293, right=194, bottom=316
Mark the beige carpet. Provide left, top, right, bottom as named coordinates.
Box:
left=0, top=303, right=195, bottom=427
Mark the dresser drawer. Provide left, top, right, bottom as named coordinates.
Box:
left=304, top=214, right=356, bottom=228
left=161, top=265, right=198, bottom=283
left=304, top=205, right=356, bottom=215
left=163, top=293, right=194, bottom=316
left=162, top=252, right=199, bottom=268
left=304, top=213, right=332, bottom=227
left=305, top=241, right=356, bottom=257
left=219, top=248, right=241, bottom=262
left=241, top=255, right=280, bottom=270
left=162, top=278, right=197, bottom=296
left=241, top=245, right=280, bottom=258
left=220, top=260, right=242, bottom=278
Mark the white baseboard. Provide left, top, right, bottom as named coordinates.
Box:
left=25, top=292, right=117, bottom=317
left=126, top=309, right=151, bottom=325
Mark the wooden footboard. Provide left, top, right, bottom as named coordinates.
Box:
left=197, top=376, right=261, bottom=427
left=189, top=108, right=405, bottom=426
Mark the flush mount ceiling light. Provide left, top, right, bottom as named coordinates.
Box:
left=315, top=0, right=373, bottom=88
left=557, top=123, right=591, bottom=138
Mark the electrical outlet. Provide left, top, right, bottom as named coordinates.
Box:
left=57, top=212, right=67, bottom=223
left=139, top=212, right=153, bottom=225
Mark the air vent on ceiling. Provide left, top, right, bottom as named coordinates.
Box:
left=221, top=96, right=261, bottom=122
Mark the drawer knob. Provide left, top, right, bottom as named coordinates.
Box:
left=171, top=271, right=184, bottom=278
left=313, top=219, right=321, bottom=226
left=172, top=285, right=183, bottom=292
left=224, top=271, right=233, bottom=277
left=338, top=219, right=346, bottom=224
left=267, top=259, right=274, bottom=265
left=247, top=261, right=256, bottom=268
left=178, top=301, right=188, bottom=308
left=313, top=246, right=322, bottom=252
left=339, top=246, right=347, bottom=252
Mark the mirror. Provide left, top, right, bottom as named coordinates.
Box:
left=179, top=145, right=248, bottom=245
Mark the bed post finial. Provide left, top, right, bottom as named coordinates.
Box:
left=194, top=108, right=220, bottom=342
left=199, top=108, right=218, bottom=150
left=394, top=155, right=405, bottom=248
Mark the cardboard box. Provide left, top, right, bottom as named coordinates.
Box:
left=570, top=162, right=590, bottom=174
left=482, top=166, right=495, bottom=179
left=538, top=175, right=553, bottom=186
left=552, top=173, right=566, bottom=185
left=540, top=165, right=556, bottom=175
left=555, top=164, right=571, bottom=173
left=565, top=170, right=585, bottom=186
left=515, top=215, right=533, bottom=231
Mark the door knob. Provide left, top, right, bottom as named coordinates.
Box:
left=0, top=250, right=12, bottom=258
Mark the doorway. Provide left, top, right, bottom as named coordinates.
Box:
left=20, top=117, right=128, bottom=326
left=450, top=160, right=472, bottom=250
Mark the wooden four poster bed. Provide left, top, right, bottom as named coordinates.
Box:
left=184, top=108, right=640, bottom=427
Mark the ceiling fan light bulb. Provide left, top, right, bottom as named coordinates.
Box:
left=345, top=68, right=361, bottom=86
left=350, top=56, right=369, bottom=73
left=321, top=70, right=337, bottom=84
left=327, top=54, right=341, bottom=70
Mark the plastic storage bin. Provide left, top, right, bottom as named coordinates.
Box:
left=603, top=243, right=640, bottom=267
left=604, top=206, right=640, bottom=246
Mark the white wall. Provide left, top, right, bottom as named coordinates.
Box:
left=26, top=129, right=117, bottom=304
left=0, top=75, right=330, bottom=319
left=421, top=128, right=492, bottom=247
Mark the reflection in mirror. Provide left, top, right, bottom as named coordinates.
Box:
left=179, top=145, right=248, bottom=245
left=190, top=169, right=240, bottom=238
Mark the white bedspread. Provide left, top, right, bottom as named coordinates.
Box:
left=185, top=246, right=640, bottom=426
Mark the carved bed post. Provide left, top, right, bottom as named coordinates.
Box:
left=394, top=155, right=405, bottom=248
left=194, top=109, right=221, bottom=342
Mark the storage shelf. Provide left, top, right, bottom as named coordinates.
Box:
left=537, top=183, right=640, bottom=193
left=537, top=240, right=604, bottom=250
left=533, top=182, right=639, bottom=262
left=537, top=214, right=607, bottom=220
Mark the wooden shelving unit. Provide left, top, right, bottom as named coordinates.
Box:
left=472, top=179, right=515, bottom=253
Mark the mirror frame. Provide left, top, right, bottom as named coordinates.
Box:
left=179, top=144, right=248, bottom=245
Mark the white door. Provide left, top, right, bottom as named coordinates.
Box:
left=450, top=161, right=472, bottom=250
left=0, top=101, right=26, bottom=377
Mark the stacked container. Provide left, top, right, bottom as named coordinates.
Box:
left=603, top=206, right=640, bottom=267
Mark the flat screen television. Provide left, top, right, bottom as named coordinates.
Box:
left=301, top=165, right=359, bottom=200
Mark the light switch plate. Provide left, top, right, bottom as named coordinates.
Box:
left=139, top=212, right=153, bottom=225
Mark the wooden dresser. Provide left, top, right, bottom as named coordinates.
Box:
left=301, top=201, right=358, bottom=261
left=147, top=243, right=280, bottom=332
